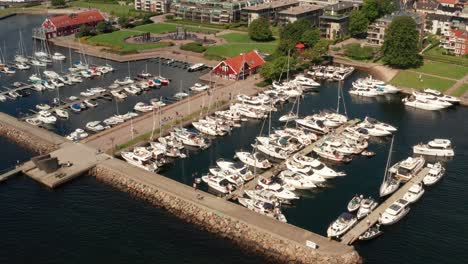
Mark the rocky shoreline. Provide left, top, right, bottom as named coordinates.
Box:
left=0, top=122, right=57, bottom=154
left=91, top=164, right=362, bottom=264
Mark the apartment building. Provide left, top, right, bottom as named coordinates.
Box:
left=278, top=4, right=323, bottom=26
left=367, top=11, right=423, bottom=46
left=319, top=2, right=360, bottom=40
left=441, top=29, right=468, bottom=55
left=135, top=0, right=171, bottom=13
left=241, top=0, right=299, bottom=25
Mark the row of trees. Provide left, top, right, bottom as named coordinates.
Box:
left=349, top=0, right=396, bottom=37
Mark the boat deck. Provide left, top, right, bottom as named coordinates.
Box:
left=225, top=118, right=360, bottom=200
left=340, top=167, right=431, bottom=245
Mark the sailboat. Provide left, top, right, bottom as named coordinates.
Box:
left=15, top=31, right=29, bottom=64
left=279, top=96, right=299, bottom=122
left=379, top=136, right=400, bottom=197
left=174, top=80, right=188, bottom=100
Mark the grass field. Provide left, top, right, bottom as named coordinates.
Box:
left=205, top=43, right=276, bottom=59
left=412, top=60, right=468, bottom=80
left=423, top=46, right=468, bottom=66
left=133, top=23, right=219, bottom=34
left=390, top=71, right=456, bottom=92
left=166, top=19, right=227, bottom=29
left=220, top=33, right=278, bottom=44
left=452, top=83, right=468, bottom=97
left=87, top=30, right=170, bottom=52
left=69, top=1, right=141, bottom=17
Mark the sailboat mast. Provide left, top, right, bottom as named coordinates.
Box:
left=286, top=49, right=290, bottom=81
left=336, top=85, right=341, bottom=113
left=382, top=135, right=395, bottom=184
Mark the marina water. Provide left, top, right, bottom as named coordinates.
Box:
left=1, top=15, right=468, bottom=263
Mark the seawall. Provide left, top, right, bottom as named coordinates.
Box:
left=91, top=159, right=362, bottom=264
left=0, top=112, right=65, bottom=154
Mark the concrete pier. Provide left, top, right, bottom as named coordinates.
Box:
left=340, top=167, right=431, bottom=245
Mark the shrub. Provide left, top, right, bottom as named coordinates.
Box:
left=344, top=43, right=375, bottom=60
left=180, top=42, right=206, bottom=53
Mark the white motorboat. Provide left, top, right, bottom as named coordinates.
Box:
left=208, top=167, right=244, bottom=187
left=8, top=91, right=21, bottom=99
left=235, top=151, right=271, bottom=169
left=174, top=92, right=189, bottom=100
left=188, top=63, right=205, bottom=72
left=349, top=86, right=381, bottom=97
left=285, top=159, right=311, bottom=174
left=51, top=79, right=64, bottom=88
left=54, top=109, right=69, bottom=119
left=172, top=128, right=209, bottom=149
left=66, top=128, right=88, bottom=141
left=43, top=70, right=60, bottom=79
left=80, top=91, right=94, bottom=97
left=134, top=102, right=153, bottom=112
left=313, top=145, right=350, bottom=162
left=36, top=104, right=51, bottom=111
left=256, top=177, right=282, bottom=191
left=238, top=198, right=287, bottom=222
left=423, top=88, right=460, bottom=104
left=356, top=123, right=392, bottom=137
left=356, top=197, right=378, bottom=219
left=359, top=224, right=383, bottom=241
left=347, top=195, right=363, bottom=212
left=413, top=92, right=453, bottom=108
left=278, top=112, right=298, bottom=122
left=244, top=189, right=279, bottom=204
left=124, top=86, right=141, bottom=95
left=103, top=116, right=124, bottom=126
left=192, top=121, right=219, bottom=136
left=364, top=117, right=397, bottom=132
left=111, top=90, right=127, bottom=100
left=201, top=174, right=234, bottom=194
left=16, top=63, right=30, bottom=70
left=150, top=98, right=166, bottom=108
left=29, top=74, right=42, bottom=82
left=190, top=83, right=209, bottom=92
left=37, top=111, right=57, bottom=124
left=216, top=159, right=254, bottom=181
left=33, top=83, right=45, bottom=92
left=70, top=75, right=83, bottom=83
left=413, top=138, right=454, bottom=157
left=403, top=183, right=425, bottom=203
left=14, top=54, right=29, bottom=63
left=423, top=162, right=445, bottom=186
left=327, top=212, right=357, bottom=238
left=379, top=199, right=411, bottom=225
left=0, top=94, right=6, bottom=102
left=293, top=75, right=320, bottom=89
left=278, top=171, right=317, bottom=189
left=25, top=118, right=42, bottom=126
left=232, top=104, right=266, bottom=119
left=121, top=149, right=158, bottom=172
left=389, top=156, right=425, bottom=182
left=255, top=143, right=289, bottom=160
left=52, top=52, right=66, bottom=61
left=402, top=96, right=447, bottom=111
left=114, top=77, right=134, bottom=85
left=85, top=121, right=106, bottom=132
left=84, top=99, right=98, bottom=108
left=30, top=59, right=47, bottom=67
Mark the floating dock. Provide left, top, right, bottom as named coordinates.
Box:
left=340, top=167, right=431, bottom=245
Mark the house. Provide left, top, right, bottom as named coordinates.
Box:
left=171, top=0, right=263, bottom=24
left=278, top=4, right=323, bottom=26
left=41, top=10, right=105, bottom=39
left=441, top=29, right=468, bottom=55
left=241, top=0, right=299, bottom=25
left=319, top=2, right=360, bottom=40
left=135, top=0, right=171, bottom=13
left=425, top=13, right=468, bottom=34
left=437, top=0, right=459, bottom=7
left=212, top=50, right=265, bottom=80
left=366, top=11, right=423, bottom=46
left=413, top=0, right=439, bottom=14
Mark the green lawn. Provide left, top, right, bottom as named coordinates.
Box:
left=166, top=19, right=227, bottom=29
left=87, top=30, right=170, bottom=52
left=411, top=60, right=468, bottom=80
left=220, top=33, right=278, bottom=44
left=452, top=83, right=468, bottom=97
left=423, top=46, right=468, bottom=66
left=389, top=71, right=455, bottom=92
left=69, top=1, right=141, bottom=17
left=205, top=43, right=276, bottom=59
left=133, top=23, right=219, bottom=34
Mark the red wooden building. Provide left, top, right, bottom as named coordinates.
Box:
left=212, top=50, right=266, bottom=80
left=41, top=10, right=105, bottom=39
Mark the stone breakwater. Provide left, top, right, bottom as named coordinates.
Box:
left=0, top=122, right=57, bottom=154
left=91, top=164, right=362, bottom=264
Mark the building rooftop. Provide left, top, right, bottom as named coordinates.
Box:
left=45, top=10, right=105, bottom=29
left=278, top=5, right=322, bottom=15
left=324, top=1, right=359, bottom=12
left=242, top=0, right=299, bottom=11
left=377, top=11, right=422, bottom=24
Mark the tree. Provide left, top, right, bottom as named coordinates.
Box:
left=349, top=11, right=369, bottom=37
left=248, top=18, right=273, bottom=41
left=96, top=21, right=113, bottom=34
left=260, top=56, right=297, bottom=82
left=118, top=16, right=130, bottom=28
left=75, top=25, right=91, bottom=38
left=277, top=19, right=311, bottom=55
left=382, top=16, right=422, bottom=68
left=51, top=0, right=66, bottom=7
left=300, top=28, right=320, bottom=48
left=362, top=0, right=395, bottom=22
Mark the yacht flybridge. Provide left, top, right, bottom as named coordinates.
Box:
left=413, top=139, right=454, bottom=157
left=389, top=156, right=425, bottom=182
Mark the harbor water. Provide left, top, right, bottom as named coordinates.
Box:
left=1, top=15, right=468, bottom=264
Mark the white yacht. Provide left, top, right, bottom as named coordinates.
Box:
left=356, top=123, right=392, bottom=137
left=293, top=74, right=320, bottom=89
left=188, top=63, right=205, bottom=72
left=402, top=96, right=447, bottom=111
left=54, top=109, right=69, bottom=119
left=255, top=143, right=289, bottom=160
left=389, top=156, right=425, bottom=182
left=295, top=118, right=329, bottom=134
left=379, top=199, right=411, bottom=225
left=245, top=187, right=298, bottom=201
left=347, top=195, right=362, bottom=212
left=423, top=162, right=445, bottom=186
left=192, top=121, right=219, bottom=136
left=238, top=198, right=287, bottom=222
left=403, top=183, right=425, bottom=203
left=293, top=154, right=345, bottom=178
left=190, top=83, right=209, bottom=92
left=43, top=70, right=60, bottom=79
left=36, top=104, right=51, bottom=111
left=174, top=92, right=189, bottom=100
left=172, top=128, right=209, bottom=149
left=134, top=102, right=153, bottom=112
left=52, top=52, right=66, bottom=61
left=278, top=171, right=317, bottom=190
left=349, top=86, right=381, bottom=97
left=413, top=92, right=453, bottom=108
left=121, top=149, right=158, bottom=172
left=413, top=138, right=454, bottom=157
left=285, top=159, right=311, bottom=174
left=85, top=121, right=106, bottom=132
left=84, top=99, right=98, bottom=108
left=364, top=117, right=397, bottom=132
left=356, top=197, right=378, bottom=220
left=244, top=189, right=279, bottom=204
left=216, top=159, right=254, bottom=181
left=278, top=112, right=298, bottom=122
left=114, top=77, right=134, bottom=85
left=423, top=88, right=460, bottom=104
left=37, top=111, right=57, bottom=124
left=66, top=128, right=88, bottom=141
left=235, top=151, right=272, bottom=169
left=327, top=212, right=357, bottom=238
left=313, top=145, right=350, bottom=162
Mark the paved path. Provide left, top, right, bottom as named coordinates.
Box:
left=446, top=73, right=468, bottom=96
left=83, top=76, right=262, bottom=151
left=406, top=70, right=458, bottom=81
left=340, top=167, right=430, bottom=245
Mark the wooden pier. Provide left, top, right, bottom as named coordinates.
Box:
left=226, top=118, right=361, bottom=200
left=340, top=167, right=431, bottom=245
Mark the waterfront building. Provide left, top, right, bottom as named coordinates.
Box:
left=40, top=10, right=105, bottom=39
left=366, top=11, right=423, bottom=46
left=319, top=2, right=360, bottom=40
left=413, top=0, right=440, bottom=14
left=212, top=50, right=265, bottom=80
left=241, top=0, right=299, bottom=25
left=425, top=13, right=467, bottom=35
left=440, top=29, right=468, bottom=55
left=135, top=0, right=171, bottom=13
left=171, top=0, right=263, bottom=24
left=277, top=4, right=323, bottom=26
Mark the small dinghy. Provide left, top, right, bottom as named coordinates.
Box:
left=70, top=103, right=81, bottom=112
left=361, top=150, right=376, bottom=157
left=36, top=104, right=51, bottom=111
left=347, top=195, right=363, bottom=212
left=25, top=118, right=42, bottom=126
left=68, top=96, right=79, bottom=101
left=54, top=109, right=69, bottom=119
left=359, top=224, right=383, bottom=241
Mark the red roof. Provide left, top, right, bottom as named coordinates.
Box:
left=295, top=43, right=305, bottom=49
left=47, top=10, right=105, bottom=29
left=217, top=50, right=265, bottom=74
left=452, top=29, right=468, bottom=39
left=437, top=0, right=458, bottom=4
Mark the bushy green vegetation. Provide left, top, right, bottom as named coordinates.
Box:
left=389, top=71, right=455, bottom=91
left=180, top=42, right=206, bottom=53
left=248, top=18, right=273, bottom=41
left=221, top=33, right=277, bottom=43
left=344, top=43, right=375, bottom=60
left=86, top=30, right=170, bottom=53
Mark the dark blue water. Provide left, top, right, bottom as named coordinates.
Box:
left=2, top=15, right=468, bottom=264
left=0, top=15, right=208, bottom=136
